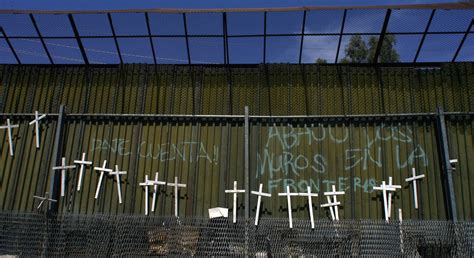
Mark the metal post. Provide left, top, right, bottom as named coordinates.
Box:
left=435, top=106, right=457, bottom=221
left=244, top=106, right=250, bottom=219
left=244, top=106, right=250, bottom=256
left=48, top=105, right=66, bottom=212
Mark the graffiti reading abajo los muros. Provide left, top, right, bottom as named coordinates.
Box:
left=256, top=124, right=429, bottom=193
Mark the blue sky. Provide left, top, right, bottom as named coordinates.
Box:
left=0, top=1, right=472, bottom=64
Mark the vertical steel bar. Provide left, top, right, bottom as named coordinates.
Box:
left=244, top=105, right=250, bottom=256
left=373, top=9, right=392, bottom=63
left=0, top=27, right=21, bottom=64
left=145, top=12, right=157, bottom=65
left=223, top=12, right=228, bottom=64
left=68, top=14, right=89, bottom=65
left=413, top=9, right=435, bottom=63
left=436, top=106, right=458, bottom=221
left=107, top=13, right=123, bottom=64
left=29, top=14, right=54, bottom=64
left=244, top=106, right=250, bottom=219
left=183, top=13, right=191, bottom=65
left=263, top=12, right=267, bottom=64
left=48, top=104, right=65, bottom=211
left=298, top=10, right=307, bottom=64
left=334, top=9, right=347, bottom=63
left=451, top=20, right=473, bottom=62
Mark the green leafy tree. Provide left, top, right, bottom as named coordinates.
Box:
left=315, top=58, right=327, bottom=64
left=343, top=35, right=368, bottom=63
left=339, top=34, right=400, bottom=63
left=368, top=34, right=400, bottom=63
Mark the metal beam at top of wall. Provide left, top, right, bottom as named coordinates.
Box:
left=335, top=9, right=347, bottom=63
left=372, top=9, right=391, bottom=63
left=68, top=14, right=89, bottom=65
left=0, top=31, right=470, bottom=40
left=436, top=106, right=458, bottom=222
left=1, top=3, right=471, bottom=14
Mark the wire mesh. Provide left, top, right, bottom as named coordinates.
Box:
left=0, top=9, right=472, bottom=64
left=0, top=211, right=473, bottom=256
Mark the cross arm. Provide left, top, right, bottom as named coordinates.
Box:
left=29, top=114, right=47, bottom=124
left=299, top=192, right=318, bottom=197
left=251, top=191, right=271, bottom=197
left=225, top=189, right=245, bottom=193
left=0, top=124, right=19, bottom=129
left=74, top=160, right=93, bottom=165
left=52, top=165, right=76, bottom=170
left=323, top=191, right=344, bottom=196
left=406, top=174, right=425, bottom=182
left=321, top=201, right=341, bottom=207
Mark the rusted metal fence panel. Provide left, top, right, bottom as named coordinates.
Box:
left=0, top=63, right=473, bottom=221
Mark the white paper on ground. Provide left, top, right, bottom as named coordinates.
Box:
left=208, top=207, right=229, bottom=219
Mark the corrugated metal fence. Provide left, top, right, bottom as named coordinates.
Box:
left=0, top=64, right=472, bottom=221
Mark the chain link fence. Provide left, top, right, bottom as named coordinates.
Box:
left=1, top=211, right=473, bottom=256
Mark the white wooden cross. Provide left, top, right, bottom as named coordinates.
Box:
left=33, top=192, right=57, bottom=210
left=405, top=168, right=425, bottom=209
left=321, top=197, right=341, bottom=221
left=387, top=181, right=401, bottom=221
left=278, top=185, right=299, bottom=228
left=251, top=183, right=271, bottom=226
left=94, top=160, right=112, bottom=199
left=73, top=152, right=92, bottom=192
left=109, top=165, right=127, bottom=204
left=323, top=185, right=345, bottom=221
left=373, top=180, right=401, bottom=221
left=167, top=176, right=187, bottom=217
left=224, top=180, right=245, bottom=223
left=0, top=119, right=19, bottom=156
left=148, top=172, right=166, bottom=213
left=386, top=177, right=401, bottom=219
left=139, top=175, right=154, bottom=215
left=52, top=157, right=76, bottom=197
left=299, top=186, right=318, bottom=229
left=28, top=111, right=46, bottom=148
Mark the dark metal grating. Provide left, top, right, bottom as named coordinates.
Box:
left=0, top=212, right=473, bottom=256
